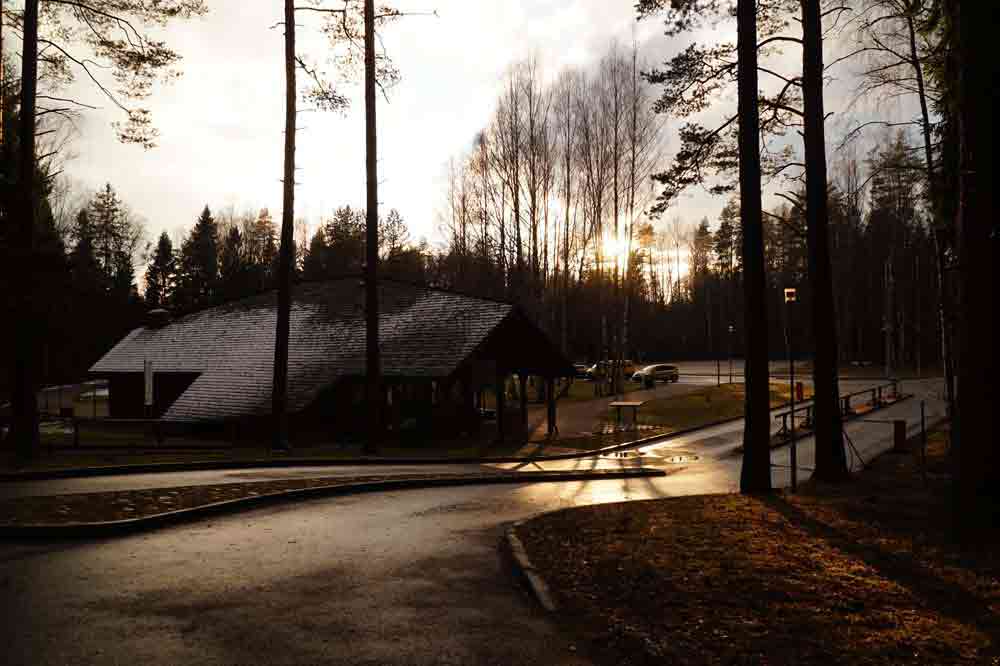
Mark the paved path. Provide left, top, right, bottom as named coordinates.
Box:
left=0, top=378, right=943, bottom=666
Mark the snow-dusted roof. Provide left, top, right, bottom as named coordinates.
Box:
left=91, top=278, right=518, bottom=422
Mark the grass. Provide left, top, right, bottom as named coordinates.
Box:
left=516, top=425, right=1000, bottom=664
left=1, top=436, right=529, bottom=473
left=559, top=378, right=649, bottom=402
left=478, top=378, right=646, bottom=409
left=619, top=381, right=815, bottom=431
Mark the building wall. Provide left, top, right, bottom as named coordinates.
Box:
left=105, top=372, right=200, bottom=418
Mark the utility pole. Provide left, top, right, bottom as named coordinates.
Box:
left=363, top=0, right=382, bottom=454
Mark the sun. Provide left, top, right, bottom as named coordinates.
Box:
left=602, top=235, right=630, bottom=267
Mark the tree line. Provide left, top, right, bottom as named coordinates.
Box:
left=145, top=203, right=427, bottom=313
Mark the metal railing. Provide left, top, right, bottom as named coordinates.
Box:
left=775, top=380, right=901, bottom=438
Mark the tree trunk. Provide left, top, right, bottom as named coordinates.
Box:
left=801, top=0, right=848, bottom=481
left=906, top=10, right=956, bottom=421
left=951, top=0, right=998, bottom=538
left=363, top=0, right=382, bottom=454
left=271, top=0, right=297, bottom=451
left=11, top=0, right=41, bottom=458
left=736, top=0, right=772, bottom=494
left=561, top=117, right=570, bottom=357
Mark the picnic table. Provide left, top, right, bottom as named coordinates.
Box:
left=609, top=401, right=645, bottom=430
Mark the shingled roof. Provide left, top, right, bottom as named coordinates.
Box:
left=91, top=278, right=529, bottom=422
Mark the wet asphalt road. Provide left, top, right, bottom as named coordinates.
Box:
left=0, top=379, right=943, bottom=666
left=0, top=476, right=708, bottom=666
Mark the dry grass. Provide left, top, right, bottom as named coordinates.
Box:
left=630, top=382, right=814, bottom=431
left=517, top=427, right=1000, bottom=665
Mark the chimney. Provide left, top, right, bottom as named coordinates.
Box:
left=147, top=308, right=172, bottom=329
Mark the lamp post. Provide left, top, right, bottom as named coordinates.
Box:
left=784, top=287, right=797, bottom=491
left=727, top=324, right=735, bottom=384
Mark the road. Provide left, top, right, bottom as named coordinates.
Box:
left=0, top=378, right=945, bottom=665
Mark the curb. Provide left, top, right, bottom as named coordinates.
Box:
left=0, top=467, right=665, bottom=540
left=502, top=519, right=558, bottom=612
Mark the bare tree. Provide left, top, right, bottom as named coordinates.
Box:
left=844, top=0, right=955, bottom=424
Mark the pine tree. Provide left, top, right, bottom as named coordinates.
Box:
left=112, top=249, right=138, bottom=302
left=715, top=198, right=741, bottom=279
left=89, top=183, right=125, bottom=282
left=144, top=232, right=176, bottom=308
left=218, top=225, right=249, bottom=302
left=380, top=208, right=409, bottom=260
left=302, top=228, right=329, bottom=280
left=176, top=205, right=219, bottom=309
left=323, top=205, right=365, bottom=273
left=69, top=209, right=105, bottom=295
left=690, top=219, right=713, bottom=286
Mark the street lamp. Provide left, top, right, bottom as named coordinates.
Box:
left=784, top=287, right=797, bottom=492
left=727, top=324, right=735, bottom=384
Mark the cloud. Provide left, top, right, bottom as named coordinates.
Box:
left=43, top=0, right=904, bottom=251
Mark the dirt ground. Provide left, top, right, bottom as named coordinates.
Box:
left=517, top=427, right=1000, bottom=665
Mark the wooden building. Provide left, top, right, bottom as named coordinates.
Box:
left=90, top=278, right=572, bottom=443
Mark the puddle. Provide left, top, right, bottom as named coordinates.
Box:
left=660, top=454, right=700, bottom=464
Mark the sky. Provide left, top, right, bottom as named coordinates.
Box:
left=38, top=1, right=666, bottom=249
left=13, top=0, right=918, bottom=252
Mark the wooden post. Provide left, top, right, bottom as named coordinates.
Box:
left=518, top=374, right=528, bottom=436
left=495, top=371, right=506, bottom=443
left=546, top=376, right=556, bottom=437
left=893, top=419, right=907, bottom=453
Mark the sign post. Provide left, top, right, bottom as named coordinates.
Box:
left=727, top=324, right=735, bottom=383
left=784, top=288, right=797, bottom=491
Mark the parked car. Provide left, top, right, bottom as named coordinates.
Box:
left=633, top=364, right=680, bottom=387
left=573, top=362, right=590, bottom=379
left=585, top=360, right=638, bottom=381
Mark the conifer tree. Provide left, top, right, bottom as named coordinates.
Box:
left=218, top=225, right=249, bottom=302
left=302, top=229, right=329, bottom=281
left=176, top=205, right=219, bottom=309
left=145, top=232, right=176, bottom=308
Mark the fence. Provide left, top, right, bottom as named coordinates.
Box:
left=775, top=380, right=901, bottom=437
left=35, top=416, right=238, bottom=451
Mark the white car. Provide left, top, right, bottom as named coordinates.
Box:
left=633, top=364, right=680, bottom=387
